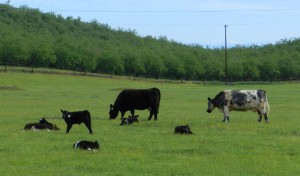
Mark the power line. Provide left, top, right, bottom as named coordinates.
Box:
left=47, top=8, right=300, bottom=13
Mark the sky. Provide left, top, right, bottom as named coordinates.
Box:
left=5, top=0, right=300, bottom=47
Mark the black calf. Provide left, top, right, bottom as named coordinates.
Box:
left=174, top=125, right=193, bottom=134
left=61, top=109, right=93, bottom=134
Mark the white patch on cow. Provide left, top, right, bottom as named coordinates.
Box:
left=74, top=141, right=80, bottom=149
left=67, top=115, right=71, bottom=118
left=31, top=126, right=36, bottom=131
left=230, top=90, right=261, bottom=111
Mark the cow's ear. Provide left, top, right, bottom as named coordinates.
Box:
left=208, top=97, right=211, bottom=101
left=110, top=104, right=113, bottom=108
left=61, top=109, right=64, bottom=113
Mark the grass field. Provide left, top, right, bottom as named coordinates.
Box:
left=0, top=72, right=300, bottom=176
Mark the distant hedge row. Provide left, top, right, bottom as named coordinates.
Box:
left=0, top=4, right=299, bottom=81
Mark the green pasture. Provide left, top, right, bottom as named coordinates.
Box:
left=0, top=72, right=300, bottom=176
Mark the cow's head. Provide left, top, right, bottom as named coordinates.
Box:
left=61, top=109, right=70, bottom=120
left=109, top=104, right=119, bottom=119
left=94, top=141, right=100, bottom=149
left=207, top=97, right=216, bottom=113
left=52, top=124, right=60, bottom=130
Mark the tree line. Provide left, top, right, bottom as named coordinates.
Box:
left=0, top=4, right=299, bottom=82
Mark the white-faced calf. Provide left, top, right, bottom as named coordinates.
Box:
left=73, top=140, right=100, bottom=151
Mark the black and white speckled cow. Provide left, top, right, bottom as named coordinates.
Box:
left=207, top=90, right=270, bottom=122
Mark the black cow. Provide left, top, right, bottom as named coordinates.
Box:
left=109, top=88, right=161, bottom=120
left=73, top=140, right=100, bottom=151
left=61, top=110, right=93, bottom=134
left=24, top=123, right=59, bottom=131
left=174, top=125, right=193, bottom=134
left=120, top=115, right=139, bottom=126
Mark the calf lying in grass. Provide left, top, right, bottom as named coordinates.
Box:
left=120, top=115, right=139, bottom=126
left=24, top=118, right=59, bottom=131
left=73, top=140, right=100, bottom=151
left=174, top=124, right=193, bottom=135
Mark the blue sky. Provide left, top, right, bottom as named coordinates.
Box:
left=6, top=0, right=300, bottom=47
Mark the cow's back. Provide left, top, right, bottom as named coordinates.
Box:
left=115, top=88, right=160, bottom=111
left=69, top=110, right=91, bottom=124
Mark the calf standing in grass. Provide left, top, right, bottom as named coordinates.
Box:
left=61, top=109, right=93, bottom=134
left=73, top=140, right=100, bottom=151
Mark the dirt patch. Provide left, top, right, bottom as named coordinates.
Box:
left=0, top=85, right=23, bottom=91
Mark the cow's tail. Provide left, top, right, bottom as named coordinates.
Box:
left=153, top=88, right=161, bottom=114
left=263, top=90, right=270, bottom=115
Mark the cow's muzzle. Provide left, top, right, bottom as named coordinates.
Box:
left=207, top=109, right=212, bottom=113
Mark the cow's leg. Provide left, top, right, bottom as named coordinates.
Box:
left=148, top=111, right=154, bottom=120
left=223, top=106, right=230, bottom=122
left=66, top=124, right=72, bottom=133
left=264, top=114, right=269, bottom=123
left=130, top=109, right=135, bottom=116
left=84, top=122, right=93, bottom=134
left=154, top=113, right=158, bottom=121
left=153, top=107, right=158, bottom=121
left=120, top=111, right=125, bottom=120
left=257, top=111, right=262, bottom=122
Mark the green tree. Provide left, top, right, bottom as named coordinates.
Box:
left=242, top=58, right=261, bottom=81
left=164, top=57, right=185, bottom=80
left=279, top=56, right=300, bottom=81
left=28, top=39, right=56, bottom=72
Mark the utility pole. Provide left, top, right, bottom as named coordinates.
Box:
left=224, top=25, right=228, bottom=85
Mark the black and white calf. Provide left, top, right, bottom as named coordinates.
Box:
left=61, top=110, right=93, bottom=134
left=24, top=118, right=59, bottom=131
left=120, top=115, right=139, bottom=126
left=207, top=90, right=270, bottom=122
left=73, top=140, right=100, bottom=151
left=24, top=123, right=59, bottom=131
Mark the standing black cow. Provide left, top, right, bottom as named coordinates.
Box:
left=61, top=110, right=93, bottom=134
left=109, top=88, right=161, bottom=120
